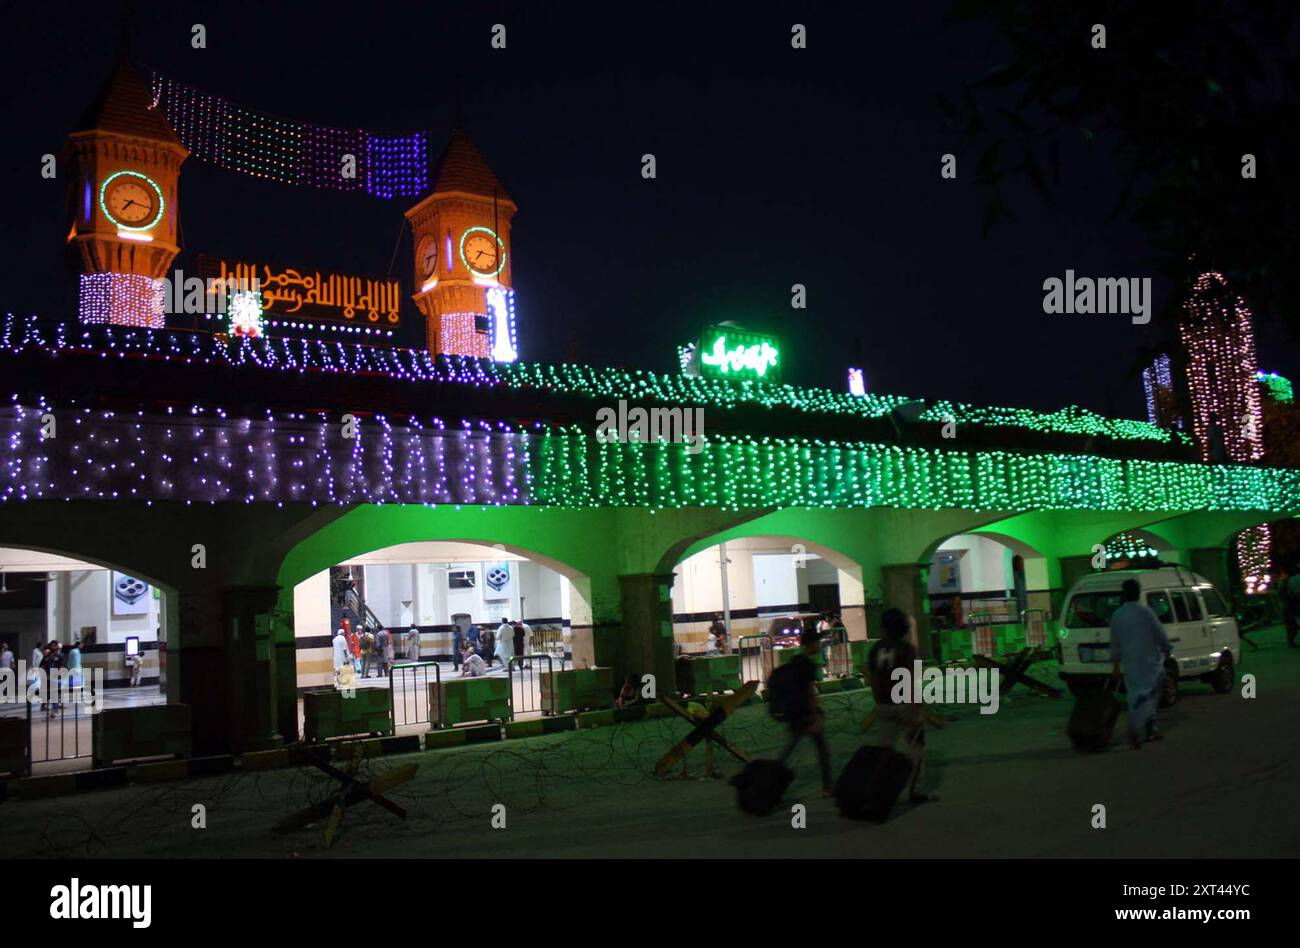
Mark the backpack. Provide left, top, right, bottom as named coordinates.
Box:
left=766, top=660, right=811, bottom=722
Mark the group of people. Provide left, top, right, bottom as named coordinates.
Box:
left=455, top=618, right=532, bottom=677
left=329, top=615, right=537, bottom=684
left=0, top=639, right=86, bottom=710
left=774, top=612, right=933, bottom=804
left=774, top=578, right=1209, bottom=804
left=332, top=621, right=423, bottom=682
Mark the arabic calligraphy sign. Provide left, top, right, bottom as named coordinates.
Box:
left=197, top=255, right=402, bottom=325
left=697, top=324, right=781, bottom=382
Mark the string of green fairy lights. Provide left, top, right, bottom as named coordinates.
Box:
left=492, top=362, right=1191, bottom=445
left=530, top=426, right=1300, bottom=512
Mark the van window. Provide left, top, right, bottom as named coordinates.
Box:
left=1199, top=587, right=1231, bottom=618
left=1064, top=591, right=1124, bottom=628
left=1146, top=591, right=1174, bottom=624
left=1170, top=591, right=1190, bottom=623
left=1185, top=591, right=1203, bottom=620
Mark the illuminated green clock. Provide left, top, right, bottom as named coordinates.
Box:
left=459, top=226, right=506, bottom=277
left=100, top=170, right=165, bottom=231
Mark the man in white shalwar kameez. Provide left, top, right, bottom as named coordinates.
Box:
left=332, top=627, right=351, bottom=687
left=1108, top=579, right=1172, bottom=748
left=495, top=618, right=515, bottom=669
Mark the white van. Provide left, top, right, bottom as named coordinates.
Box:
left=1056, top=566, right=1240, bottom=706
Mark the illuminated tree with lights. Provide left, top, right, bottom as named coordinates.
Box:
left=1178, top=272, right=1270, bottom=592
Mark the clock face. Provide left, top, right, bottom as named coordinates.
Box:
left=101, top=171, right=164, bottom=231
left=416, top=234, right=438, bottom=277
left=461, top=229, right=504, bottom=276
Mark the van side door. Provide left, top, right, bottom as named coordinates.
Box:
left=1196, top=586, right=1239, bottom=663
left=1144, top=591, right=1178, bottom=674
left=1169, top=590, right=1211, bottom=671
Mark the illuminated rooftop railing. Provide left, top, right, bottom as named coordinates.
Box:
left=0, top=313, right=1189, bottom=446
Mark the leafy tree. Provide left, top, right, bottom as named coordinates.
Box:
left=946, top=1, right=1299, bottom=338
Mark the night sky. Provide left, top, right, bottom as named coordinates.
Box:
left=2, top=1, right=1295, bottom=419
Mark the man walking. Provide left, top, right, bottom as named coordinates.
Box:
left=769, top=627, right=833, bottom=797
left=1109, top=579, right=1172, bottom=748
left=867, top=608, right=933, bottom=805
left=494, top=617, right=515, bottom=670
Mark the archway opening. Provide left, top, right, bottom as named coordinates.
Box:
left=669, top=534, right=865, bottom=653
left=926, top=532, right=1049, bottom=628
left=0, top=546, right=172, bottom=773
left=290, top=540, right=588, bottom=733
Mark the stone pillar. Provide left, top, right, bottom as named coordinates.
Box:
left=1189, top=547, right=1231, bottom=597
left=175, top=586, right=283, bottom=756
left=272, top=592, right=299, bottom=744
left=881, top=563, right=932, bottom=658
left=617, top=573, right=677, bottom=693
left=836, top=567, right=869, bottom=640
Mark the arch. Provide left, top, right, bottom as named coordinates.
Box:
left=0, top=542, right=179, bottom=702
left=935, top=529, right=1046, bottom=563
left=672, top=532, right=860, bottom=574
left=1141, top=510, right=1296, bottom=554
left=651, top=509, right=776, bottom=576
left=0, top=542, right=176, bottom=602
left=1099, top=527, right=1177, bottom=556
left=275, top=505, right=597, bottom=594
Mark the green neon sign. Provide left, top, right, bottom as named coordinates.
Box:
left=697, top=325, right=780, bottom=382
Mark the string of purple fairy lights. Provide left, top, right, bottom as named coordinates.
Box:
left=148, top=72, right=429, bottom=199
left=1, top=313, right=499, bottom=387
left=1, top=397, right=530, bottom=507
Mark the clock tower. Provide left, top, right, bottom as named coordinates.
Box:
left=64, top=59, right=188, bottom=327
left=405, top=127, right=516, bottom=358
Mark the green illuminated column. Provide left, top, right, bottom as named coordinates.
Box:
left=881, top=563, right=932, bottom=658
left=617, top=573, right=678, bottom=694
left=1188, top=547, right=1231, bottom=596
left=1052, top=555, right=1097, bottom=617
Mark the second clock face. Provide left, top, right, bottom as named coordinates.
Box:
left=461, top=229, right=503, bottom=276
left=102, top=171, right=163, bottom=230
left=416, top=234, right=438, bottom=277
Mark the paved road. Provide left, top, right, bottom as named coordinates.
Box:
left=4, top=626, right=1297, bottom=859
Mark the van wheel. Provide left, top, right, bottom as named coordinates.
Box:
left=1210, top=654, right=1234, bottom=694
left=1158, top=661, right=1180, bottom=709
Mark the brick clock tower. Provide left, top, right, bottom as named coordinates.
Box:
left=405, top=128, right=516, bottom=358
left=65, top=60, right=188, bottom=327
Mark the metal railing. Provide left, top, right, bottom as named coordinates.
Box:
left=967, top=597, right=1019, bottom=623
left=738, top=634, right=774, bottom=688
left=24, top=683, right=95, bottom=770
left=968, top=611, right=1000, bottom=657
left=819, top=626, right=852, bottom=678
left=1022, top=608, right=1048, bottom=650
left=508, top=654, right=561, bottom=719
left=530, top=626, right=568, bottom=663
left=388, top=661, right=442, bottom=730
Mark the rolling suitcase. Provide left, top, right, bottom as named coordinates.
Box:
left=835, top=745, right=913, bottom=821
left=1067, top=680, right=1120, bottom=751
left=732, top=759, right=794, bottom=816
